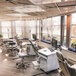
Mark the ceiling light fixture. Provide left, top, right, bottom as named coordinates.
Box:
left=6, top=13, right=30, bottom=17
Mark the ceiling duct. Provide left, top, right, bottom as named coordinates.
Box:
left=5, top=0, right=16, bottom=4
left=5, top=0, right=33, bottom=5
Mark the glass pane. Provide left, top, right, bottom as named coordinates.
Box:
left=1, top=21, right=11, bottom=38
left=42, top=16, right=61, bottom=42
left=70, top=13, right=76, bottom=49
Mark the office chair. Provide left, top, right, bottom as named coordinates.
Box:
left=16, top=51, right=29, bottom=69
left=14, top=36, right=22, bottom=47
left=14, top=36, right=29, bottom=69
left=56, top=51, right=76, bottom=76
left=2, top=40, right=19, bottom=56
left=29, top=40, right=40, bottom=57
left=8, top=42, right=19, bottom=56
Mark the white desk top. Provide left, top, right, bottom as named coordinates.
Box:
left=22, top=42, right=30, bottom=45
left=38, top=48, right=56, bottom=56
left=22, top=41, right=36, bottom=45
left=18, top=52, right=27, bottom=57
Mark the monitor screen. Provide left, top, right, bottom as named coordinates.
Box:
left=32, top=34, right=37, bottom=40
left=52, top=38, right=57, bottom=49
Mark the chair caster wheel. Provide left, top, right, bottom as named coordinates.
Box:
left=16, top=62, right=26, bottom=69
left=60, top=71, right=65, bottom=76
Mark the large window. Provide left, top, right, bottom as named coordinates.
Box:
left=52, top=16, right=61, bottom=41
left=1, top=21, right=11, bottom=38
left=42, top=16, right=61, bottom=42
left=71, top=13, right=76, bottom=49
left=42, top=18, right=51, bottom=40
left=25, top=20, right=39, bottom=39
left=63, top=16, right=67, bottom=46
left=15, top=21, right=23, bottom=37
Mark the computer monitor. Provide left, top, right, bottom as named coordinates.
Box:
left=32, top=34, right=37, bottom=40
left=52, top=38, right=57, bottom=49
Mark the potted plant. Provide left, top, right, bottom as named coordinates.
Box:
left=71, top=41, right=76, bottom=49
left=0, top=34, right=3, bottom=46
left=0, top=34, right=3, bottom=39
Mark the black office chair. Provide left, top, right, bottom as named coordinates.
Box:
left=56, top=51, right=76, bottom=76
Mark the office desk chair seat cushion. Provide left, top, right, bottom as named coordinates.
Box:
left=3, top=40, right=13, bottom=42
left=8, top=42, right=16, bottom=45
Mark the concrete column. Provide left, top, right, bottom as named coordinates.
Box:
left=60, top=16, right=65, bottom=46
left=11, top=21, right=13, bottom=38
left=60, top=0, right=65, bottom=46
left=41, top=19, right=43, bottom=40
left=39, top=19, right=43, bottom=40
left=36, top=20, right=37, bottom=37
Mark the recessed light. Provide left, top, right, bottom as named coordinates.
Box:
left=6, top=13, right=30, bottom=17
left=3, top=59, right=8, bottom=62
left=0, top=49, right=2, bottom=53
left=5, top=54, right=9, bottom=57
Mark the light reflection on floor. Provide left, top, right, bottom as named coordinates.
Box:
left=0, top=48, right=2, bottom=53
left=0, top=47, right=60, bottom=76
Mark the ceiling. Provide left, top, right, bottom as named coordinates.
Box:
left=0, top=0, right=76, bottom=20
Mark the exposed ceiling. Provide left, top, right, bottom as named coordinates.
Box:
left=0, top=0, right=76, bottom=20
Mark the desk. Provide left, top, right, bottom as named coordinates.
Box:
left=22, top=42, right=30, bottom=45
left=37, top=41, right=50, bottom=48
left=38, top=48, right=59, bottom=72
left=22, top=42, right=36, bottom=46
left=22, top=41, right=36, bottom=55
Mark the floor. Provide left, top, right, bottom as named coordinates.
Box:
left=0, top=41, right=60, bottom=76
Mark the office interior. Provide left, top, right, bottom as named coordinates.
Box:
left=0, top=0, right=76, bottom=76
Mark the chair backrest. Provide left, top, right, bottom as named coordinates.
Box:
left=15, top=36, right=20, bottom=46
left=56, top=51, right=71, bottom=76
left=29, top=40, right=39, bottom=56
